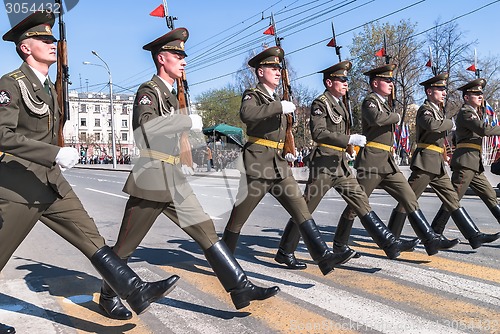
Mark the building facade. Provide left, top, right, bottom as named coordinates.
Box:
left=63, top=91, right=136, bottom=164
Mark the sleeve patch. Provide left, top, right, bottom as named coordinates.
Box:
left=368, top=102, right=376, bottom=108
left=423, top=110, right=433, bottom=116
left=0, top=90, right=11, bottom=106
left=243, top=95, right=252, bottom=101
left=138, top=94, right=152, bottom=105
left=313, top=109, right=322, bottom=115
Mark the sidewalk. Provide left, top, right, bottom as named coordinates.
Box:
left=75, top=163, right=500, bottom=196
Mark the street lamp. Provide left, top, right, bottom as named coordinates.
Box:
left=83, top=50, right=117, bottom=169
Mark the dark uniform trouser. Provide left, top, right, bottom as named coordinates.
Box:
left=113, top=193, right=219, bottom=258
left=0, top=190, right=105, bottom=271
left=225, top=175, right=312, bottom=233
left=394, top=170, right=461, bottom=213
left=342, top=171, right=419, bottom=220
left=452, top=168, right=498, bottom=208
left=305, top=172, right=371, bottom=218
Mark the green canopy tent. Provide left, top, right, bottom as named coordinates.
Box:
left=202, top=123, right=244, bottom=148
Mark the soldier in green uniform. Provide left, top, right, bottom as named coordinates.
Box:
left=273, top=61, right=419, bottom=269
left=97, top=28, right=279, bottom=320
left=221, top=47, right=355, bottom=276
left=386, top=73, right=497, bottom=250
left=430, top=78, right=500, bottom=248
left=0, top=11, right=179, bottom=333
left=336, top=64, right=447, bottom=256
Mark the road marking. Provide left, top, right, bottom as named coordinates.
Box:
left=85, top=188, right=129, bottom=199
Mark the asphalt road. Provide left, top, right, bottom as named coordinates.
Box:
left=1, top=168, right=500, bottom=333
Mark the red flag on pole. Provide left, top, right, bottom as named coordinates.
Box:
left=326, top=38, right=336, bottom=47
left=150, top=4, right=165, bottom=17
left=425, top=59, right=432, bottom=67
left=263, top=25, right=275, bottom=35
left=466, top=64, right=476, bottom=72
left=375, top=47, right=385, bottom=57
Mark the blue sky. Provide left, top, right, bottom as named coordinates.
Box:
left=1, top=0, right=499, bottom=101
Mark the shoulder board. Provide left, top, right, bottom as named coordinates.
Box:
left=9, top=71, right=25, bottom=81
left=145, top=80, right=159, bottom=89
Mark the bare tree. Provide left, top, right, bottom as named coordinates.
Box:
left=425, top=19, right=477, bottom=114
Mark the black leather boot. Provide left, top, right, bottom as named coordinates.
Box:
left=91, top=246, right=179, bottom=315
left=222, top=229, right=240, bottom=254
left=489, top=204, right=500, bottom=223
left=451, top=207, right=500, bottom=249
left=298, top=219, right=355, bottom=275
left=407, top=210, right=444, bottom=255
left=387, top=209, right=407, bottom=238
left=333, top=216, right=361, bottom=258
left=431, top=207, right=460, bottom=249
left=360, top=211, right=419, bottom=260
left=274, top=219, right=307, bottom=269
left=99, top=280, right=133, bottom=320
left=204, top=241, right=280, bottom=310
left=0, top=323, right=15, bottom=334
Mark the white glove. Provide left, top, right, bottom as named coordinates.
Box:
left=55, top=147, right=79, bottom=170
left=450, top=118, right=456, bottom=132
left=281, top=101, right=296, bottom=115
left=348, top=134, right=367, bottom=147
left=285, top=153, right=296, bottom=162
left=181, top=164, right=195, bottom=176
left=189, top=114, right=203, bottom=132
left=396, top=113, right=401, bottom=124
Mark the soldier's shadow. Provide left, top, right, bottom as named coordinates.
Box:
left=133, top=242, right=312, bottom=289
left=3, top=259, right=135, bottom=333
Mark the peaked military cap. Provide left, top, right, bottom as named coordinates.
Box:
left=248, top=46, right=284, bottom=68
left=2, top=10, right=56, bottom=44
left=319, top=60, right=352, bottom=80
left=143, top=27, right=189, bottom=56
left=363, top=64, right=396, bottom=79
left=420, top=73, right=448, bottom=87
left=457, top=78, right=486, bottom=93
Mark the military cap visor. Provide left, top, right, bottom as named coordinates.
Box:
left=248, top=46, right=284, bottom=68
left=457, top=78, right=487, bottom=93
left=420, top=73, right=448, bottom=87
left=319, top=60, right=352, bottom=79
left=363, top=64, right=397, bottom=79
left=2, top=10, right=56, bottom=44
left=143, top=27, right=189, bottom=56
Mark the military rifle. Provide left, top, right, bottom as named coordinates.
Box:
left=268, top=13, right=295, bottom=158
left=55, top=0, right=70, bottom=147
left=329, top=20, right=355, bottom=156
left=155, top=0, right=194, bottom=168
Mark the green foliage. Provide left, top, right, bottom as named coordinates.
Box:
left=195, top=85, right=244, bottom=130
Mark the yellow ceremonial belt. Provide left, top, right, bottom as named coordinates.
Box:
left=416, top=143, right=444, bottom=153
left=247, top=136, right=284, bottom=149
left=456, top=143, right=482, bottom=151
left=317, top=143, right=345, bottom=151
left=140, top=149, right=180, bottom=165
left=366, top=141, right=393, bottom=152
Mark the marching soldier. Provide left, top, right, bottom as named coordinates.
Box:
left=430, top=78, right=500, bottom=248
left=97, top=28, right=279, bottom=319
left=274, top=61, right=418, bottom=268
left=386, top=73, right=496, bottom=249
left=0, top=11, right=178, bottom=333
left=337, top=64, right=447, bottom=256
left=222, top=47, right=355, bottom=276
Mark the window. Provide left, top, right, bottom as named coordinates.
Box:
left=121, top=147, right=129, bottom=155
left=121, top=119, right=128, bottom=128
left=95, top=132, right=101, bottom=141
left=80, top=118, right=87, bottom=127
left=94, top=118, right=101, bottom=127
left=79, top=132, right=86, bottom=141
left=95, top=105, right=101, bottom=113
left=121, top=132, right=128, bottom=141
left=81, top=104, right=86, bottom=112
